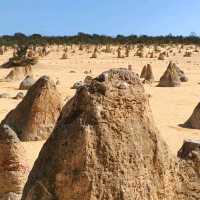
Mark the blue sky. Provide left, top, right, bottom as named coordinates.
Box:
left=0, top=0, right=200, bottom=36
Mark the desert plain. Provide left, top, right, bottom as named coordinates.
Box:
left=0, top=44, right=200, bottom=168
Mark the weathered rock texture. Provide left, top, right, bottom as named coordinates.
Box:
left=61, top=52, right=68, bottom=59
left=19, top=75, right=35, bottom=90
left=177, top=139, right=200, bottom=159
left=173, top=63, right=188, bottom=82
left=176, top=139, right=200, bottom=199
left=145, top=64, right=154, bottom=83
left=21, top=68, right=179, bottom=200
left=90, top=48, right=98, bottom=58
left=1, top=76, right=62, bottom=141
left=158, top=53, right=165, bottom=60
left=183, top=102, right=200, bottom=129
left=140, top=64, right=154, bottom=83
left=0, top=125, right=30, bottom=200
left=157, top=62, right=181, bottom=87
left=5, top=65, right=33, bottom=81
left=13, top=92, right=24, bottom=100
left=140, top=65, right=147, bottom=78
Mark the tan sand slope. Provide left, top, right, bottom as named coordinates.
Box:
left=0, top=45, right=200, bottom=168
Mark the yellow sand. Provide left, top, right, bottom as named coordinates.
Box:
left=0, top=45, right=200, bottom=168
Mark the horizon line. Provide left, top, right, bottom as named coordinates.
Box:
left=0, top=32, right=199, bottom=38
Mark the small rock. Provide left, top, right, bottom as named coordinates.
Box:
left=0, top=93, right=10, bottom=98
left=56, top=80, right=60, bottom=85
left=19, top=76, right=35, bottom=90
left=13, top=92, right=24, bottom=100
left=69, top=70, right=76, bottom=73
left=71, top=81, right=84, bottom=89
left=177, top=139, right=200, bottom=159
left=84, top=70, right=92, bottom=74
left=116, top=81, right=128, bottom=89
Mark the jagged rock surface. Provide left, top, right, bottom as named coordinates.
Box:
left=183, top=102, right=200, bottom=129
left=177, top=139, right=200, bottom=159
left=1, top=76, right=62, bottom=141
left=145, top=64, right=155, bottom=83
left=140, top=65, right=147, bottom=78
left=21, top=68, right=178, bottom=200
left=0, top=125, right=30, bottom=200
left=141, top=64, right=154, bottom=83
left=173, top=63, right=188, bottom=82
left=13, top=92, right=24, bottom=100
left=157, top=62, right=181, bottom=87
left=176, top=140, right=200, bottom=200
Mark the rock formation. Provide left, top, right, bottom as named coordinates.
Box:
left=135, top=50, right=144, bottom=58
left=0, top=47, right=4, bottom=55
left=90, top=47, right=98, bottom=58
left=1, top=45, right=37, bottom=68
left=145, top=64, right=155, bottom=83
left=125, top=46, right=130, bottom=57
left=157, top=62, right=181, bottom=87
left=79, top=44, right=83, bottom=51
left=19, top=75, right=35, bottom=90
left=1, top=76, right=62, bottom=141
left=104, top=45, right=112, bottom=53
left=117, top=47, right=124, bottom=58
left=140, top=65, right=147, bottom=78
left=61, top=52, right=68, bottom=59
left=149, top=52, right=154, bottom=58
left=84, top=75, right=93, bottom=85
left=13, top=92, right=24, bottom=100
left=158, top=53, right=165, bottom=60
left=0, top=93, right=10, bottom=99
left=0, top=125, right=30, bottom=200
left=176, top=139, right=200, bottom=199
left=21, top=68, right=178, bottom=200
left=173, top=63, right=188, bottom=82
left=183, top=102, right=200, bottom=129
left=177, top=139, right=200, bottom=159
left=70, top=81, right=84, bottom=89
left=61, top=47, right=68, bottom=59
left=183, top=51, right=192, bottom=57
left=140, top=64, right=154, bottom=83
left=128, top=65, right=132, bottom=71
left=5, top=65, right=33, bottom=81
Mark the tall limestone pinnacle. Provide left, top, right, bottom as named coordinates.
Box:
left=1, top=76, right=62, bottom=141
left=21, top=68, right=200, bottom=200
left=21, top=68, right=177, bottom=200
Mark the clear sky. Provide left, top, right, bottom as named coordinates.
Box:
left=0, top=0, right=200, bottom=36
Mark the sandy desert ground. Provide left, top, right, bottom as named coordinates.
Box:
left=0, top=45, right=200, bottom=168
